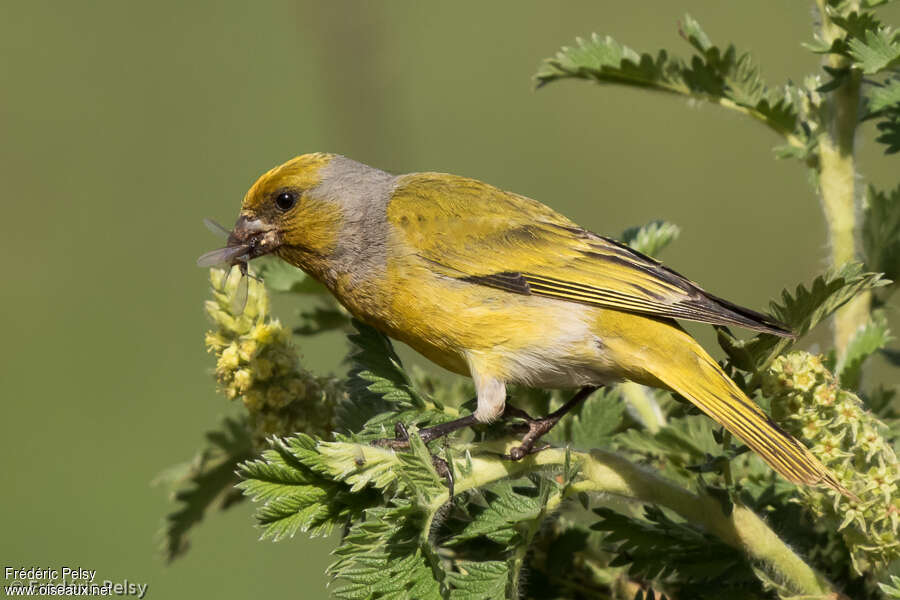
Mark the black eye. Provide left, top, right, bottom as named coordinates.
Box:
left=274, top=190, right=298, bottom=211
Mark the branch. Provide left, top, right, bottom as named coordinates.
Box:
left=815, top=1, right=870, bottom=350
left=343, top=440, right=839, bottom=599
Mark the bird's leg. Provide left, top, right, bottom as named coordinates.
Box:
left=502, top=386, right=599, bottom=461
left=371, top=415, right=481, bottom=497
left=372, top=414, right=481, bottom=449
left=369, top=386, right=598, bottom=491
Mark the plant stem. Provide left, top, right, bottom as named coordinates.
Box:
left=434, top=442, right=839, bottom=599
left=620, top=382, right=665, bottom=433
left=815, top=0, right=868, bottom=350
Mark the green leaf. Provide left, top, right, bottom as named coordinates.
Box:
left=294, top=305, right=350, bottom=336
left=236, top=434, right=379, bottom=541
left=847, top=25, right=900, bottom=74
left=836, top=313, right=892, bottom=389
left=446, top=477, right=565, bottom=597
left=830, top=11, right=885, bottom=47
left=615, top=415, right=724, bottom=485
left=553, top=386, right=626, bottom=450
left=450, top=480, right=551, bottom=547
left=591, top=506, right=761, bottom=592
left=156, top=417, right=253, bottom=561
left=717, top=263, right=888, bottom=373
left=865, top=79, right=900, bottom=153
left=447, top=561, right=509, bottom=600
left=311, top=434, right=449, bottom=502
left=338, top=321, right=460, bottom=440
left=863, top=184, right=900, bottom=284
left=328, top=502, right=444, bottom=600
left=535, top=33, right=685, bottom=92
left=520, top=521, right=614, bottom=598
left=535, top=15, right=800, bottom=141
left=678, top=16, right=797, bottom=133
left=822, top=10, right=900, bottom=74
left=879, top=575, right=900, bottom=599
left=865, top=384, right=898, bottom=418
left=875, top=113, right=900, bottom=153
left=316, top=440, right=404, bottom=492
left=621, top=221, right=681, bottom=258
left=254, top=255, right=328, bottom=294
left=768, top=263, right=888, bottom=336
left=865, top=77, right=900, bottom=114
left=337, top=320, right=427, bottom=435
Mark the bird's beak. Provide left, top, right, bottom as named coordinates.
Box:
left=228, top=215, right=281, bottom=260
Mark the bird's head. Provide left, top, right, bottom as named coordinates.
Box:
left=227, top=152, right=343, bottom=265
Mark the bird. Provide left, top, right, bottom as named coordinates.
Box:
left=200, top=152, right=846, bottom=496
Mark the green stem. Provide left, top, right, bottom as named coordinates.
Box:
left=619, top=382, right=665, bottom=433
left=340, top=434, right=840, bottom=596
left=815, top=0, right=869, bottom=351
left=430, top=441, right=838, bottom=598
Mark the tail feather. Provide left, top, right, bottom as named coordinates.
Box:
left=651, top=348, right=852, bottom=497
left=603, top=316, right=853, bottom=498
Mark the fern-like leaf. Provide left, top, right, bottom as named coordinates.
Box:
left=847, top=25, right=900, bottom=73
left=866, top=77, right=900, bottom=114
left=717, top=263, right=888, bottom=373
left=836, top=314, right=892, bottom=390
left=592, top=506, right=761, bottom=595
left=337, top=320, right=428, bottom=435
left=237, top=434, right=379, bottom=541
left=156, top=417, right=253, bottom=561
left=622, top=221, right=681, bottom=258
left=864, top=184, right=900, bottom=283
left=553, top=386, right=626, bottom=450
left=447, top=561, right=509, bottom=599
left=328, top=502, right=444, bottom=600
left=450, top=480, right=552, bottom=547
left=536, top=15, right=800, bottom=142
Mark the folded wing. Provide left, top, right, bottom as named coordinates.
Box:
left=390, top=173, right=791, bottom=337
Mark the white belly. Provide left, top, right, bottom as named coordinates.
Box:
left=494, top=302, right=623, bottom=390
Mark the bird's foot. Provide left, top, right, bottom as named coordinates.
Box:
left=371, top=421, right=414, bottom=449
left=372, top=420, right=472, bottom=496
left=500, top=411, right=556, bottom=461
left=430, top=452, right=454, bottom=498
left=500, top=386, right=599, bottom=461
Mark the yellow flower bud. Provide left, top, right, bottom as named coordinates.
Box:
left=253, top=357, right=275, bottom=381
left=233, top=368, right=253, bottom=393
left=239, top=338, right=258, bottom=362
left=252, top=322, right=283, bottom=345
left=204, top=332, right=228, bottom=352
left=242, top=390, right=264, bottom=411
left=266, top=385, right=291, bottom=409
left=287, top=378, right=307, bottom=398
left=217, top=344, right=241, bottom=373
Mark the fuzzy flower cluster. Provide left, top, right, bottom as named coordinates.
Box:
left=762, top=351, right=899, bottom=574
left=204, top=268, right=342, bottom=448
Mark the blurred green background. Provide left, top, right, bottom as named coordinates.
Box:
left=2, top=1, right=897, bottom=598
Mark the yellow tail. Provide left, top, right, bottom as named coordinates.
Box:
left=603, top=314, right=850, bottom=497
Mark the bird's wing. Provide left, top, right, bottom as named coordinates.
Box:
left=389, top=173, right=792, bottom=337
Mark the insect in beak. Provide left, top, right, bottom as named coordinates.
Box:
left=197, top=217, right=274, bottom=314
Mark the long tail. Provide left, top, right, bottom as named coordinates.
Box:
left=605, top=315, right=851, bottom=497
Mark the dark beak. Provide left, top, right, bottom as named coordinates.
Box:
left=197, top=215, right=281, bottom=269
left=228, top=215, right=280, bottom=260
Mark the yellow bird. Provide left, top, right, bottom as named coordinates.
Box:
left=203, top=152, right=845, bottom=495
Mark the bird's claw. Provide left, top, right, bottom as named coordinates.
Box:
left=500, top=411, right=559, bottom=460
left=371, top=421, right=455, bottom=497
left=431, top=453, right=454, bottom=497
left=502, top=442, right=552, bottom=461
left=371, top=421, right=412, bottom=449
